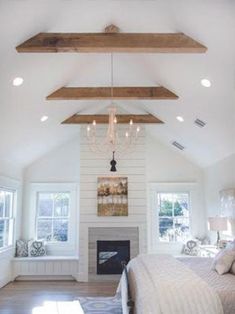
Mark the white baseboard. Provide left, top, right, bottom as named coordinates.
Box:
left=0, top=275, right=12, bottom=288
left=15, top=275, right=76, bottom=281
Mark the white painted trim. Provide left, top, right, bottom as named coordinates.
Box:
left=15, top=275, right=75, bottom=281
left=147, top=182, right=198, bottom=253
left=0, top=176, right=21, bottom=190
left=29, top=182, right=79, bottom=256
left=12, top=256, right=79, bottom=261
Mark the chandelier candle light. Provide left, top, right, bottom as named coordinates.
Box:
left=86, top=54, right=141, bottom=172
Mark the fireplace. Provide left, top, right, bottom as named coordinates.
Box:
left=97, top=240, right=130, bottom=275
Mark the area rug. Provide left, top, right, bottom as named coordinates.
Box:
left=78, top=296, right=122, bottom=314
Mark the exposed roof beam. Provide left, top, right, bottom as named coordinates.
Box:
left=62, top=114, right=163, bottom=124
left=47, top=87, right=178, bottom=100
left=16, top=32, right=207, bottom=53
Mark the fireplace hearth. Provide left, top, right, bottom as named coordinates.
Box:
left=97, top=240, right=130, bottom=275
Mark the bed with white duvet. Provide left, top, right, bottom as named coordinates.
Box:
left=118, top=254, right=235, bottom=314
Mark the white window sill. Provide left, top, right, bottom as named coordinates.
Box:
left=12, top=255, right=79, bottom=262
left=0, top=245, right=14, bottom=255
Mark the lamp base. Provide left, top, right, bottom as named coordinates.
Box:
left=216, top=231, right=220, bottom=248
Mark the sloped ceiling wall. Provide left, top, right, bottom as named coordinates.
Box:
left=0, top=0, right=235, bottom=169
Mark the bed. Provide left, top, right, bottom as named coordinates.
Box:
left=119, top=254, right=235, bottom=314
left=179, top=257, right=235, bottom=314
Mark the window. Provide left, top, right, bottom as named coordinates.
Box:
left=0, top=189, right=15, bottom=249
left=158, top=192, right=190, bottom=242
left=36, top=192, right=70, bottom=242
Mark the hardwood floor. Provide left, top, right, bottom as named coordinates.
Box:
left=0, top=280, right=118, bottom=314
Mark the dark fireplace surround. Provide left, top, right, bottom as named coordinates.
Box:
left=97, top=240, right=130, bottom=275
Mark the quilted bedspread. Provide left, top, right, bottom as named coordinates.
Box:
left=179, top=257, right=235, bottom=314
left=119, top=254, right=224, bottom=314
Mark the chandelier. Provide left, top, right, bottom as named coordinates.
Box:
left=86, top=54, right=141, bottom=171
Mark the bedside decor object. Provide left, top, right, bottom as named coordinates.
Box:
left=199, top=245, right=219, bottom=257
left=28, top=240, right=46, bottom=257
left=208, top=216, right=228, bottom=247
left=97, top=177, right=128, bottom=216
left=15, top=239, right=28, bottom=257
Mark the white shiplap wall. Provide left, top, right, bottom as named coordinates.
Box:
left=78, top=127, right=147, bottom=281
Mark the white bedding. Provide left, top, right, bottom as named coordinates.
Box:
left=119, top=254, right=224, bottom=314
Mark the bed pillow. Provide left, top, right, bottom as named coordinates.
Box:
left=213, top=249, right=235, bottom=275
left=226, top=240, right=235, bottom=250
left=28, top=240, right=46, bottom=257
left=230, top=261, right=235, bottom=275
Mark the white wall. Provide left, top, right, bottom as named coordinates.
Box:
left=79, top=127, right=147, bottom=281
left=0, top=161, right=23, bottom=288
left=20, top=131, right=207, bottom=278
left=205, top=153, right=235, bottom=217
left=146, top=135, right=206, bottom=254
left=204, top=153, right=235, bottom=241
left=23, top=136, right=80, bottom=256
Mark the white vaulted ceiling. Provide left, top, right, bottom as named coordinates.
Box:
left=0, top=0, right=235, bottom=168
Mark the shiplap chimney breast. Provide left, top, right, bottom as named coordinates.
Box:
left=78, top=126, right=147, bottom=281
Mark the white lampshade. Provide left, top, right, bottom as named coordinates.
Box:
left=208, top=217, right=228, bottom=231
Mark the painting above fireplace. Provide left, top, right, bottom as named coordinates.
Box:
left=97, top=240, right=130, bottom=275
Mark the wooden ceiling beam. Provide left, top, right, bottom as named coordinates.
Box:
left=16, top=32, right=207, bottom=53
left=62, top=114, right=163, bottom=124
left=47, top=87, right=178, bottom=100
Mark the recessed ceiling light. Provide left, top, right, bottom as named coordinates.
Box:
left=176, top=116, right=184, bottom=122
left=40, top=115, right=48, bottom=122
left=13, top=77, right=24, bottom=86
left=201, top=78, right=211, bottom=87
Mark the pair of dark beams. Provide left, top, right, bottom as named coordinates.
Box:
left=17, top=30, right=207, bottom=124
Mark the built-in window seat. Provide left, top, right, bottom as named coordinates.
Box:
left=12, top=256, right=79, bottom=281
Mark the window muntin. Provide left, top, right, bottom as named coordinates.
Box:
left=0, top=189, right=15, bottom=249
left=158, top=192, right=190, bottom=242
left=36, top=192, right=70, bottom=242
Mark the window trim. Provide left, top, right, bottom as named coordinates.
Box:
left=29, top=183, right=78, bottom=255
left=148, top=182, right=198, bottom=253
left=0, top=175, right=20, bottom=253
left=0, top=188, right=16, bottom=249
left=157, top=191, right=191, bottom=243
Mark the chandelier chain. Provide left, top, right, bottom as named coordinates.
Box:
left=111, top=53, right=114, bottom=100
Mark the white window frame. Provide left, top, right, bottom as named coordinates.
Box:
left=148, top=182, right=198, bottom=253
left=0, top=176, right=20, bottom=253
left=29, top=183, right=78, bottom=255
left=157, top=191, right=190, bottom=243
left=0, top=188, right=16, bottom=249
left=36, top=191, right=70, bottom=243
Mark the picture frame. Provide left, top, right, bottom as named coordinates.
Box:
left=97, top=177, right=128, bottom=216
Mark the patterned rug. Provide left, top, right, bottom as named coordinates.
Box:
left=78, top=296, right=122, bottom=314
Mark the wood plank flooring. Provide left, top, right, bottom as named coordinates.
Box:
left=0, top=280, right=118, bottom=314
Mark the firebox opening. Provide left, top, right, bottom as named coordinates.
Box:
left=97, top=240, right=130, bottom=275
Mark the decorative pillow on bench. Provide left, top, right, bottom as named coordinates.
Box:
left=15, top=239, right=47, bottom=257
left=16, top=239, right=29, bottom=257
left=28, top=240, right=46, bottom=257
left=183, top=240, right=200, bottom=256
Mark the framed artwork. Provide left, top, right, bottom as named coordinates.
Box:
left=97, top=177, right=128, bottom=216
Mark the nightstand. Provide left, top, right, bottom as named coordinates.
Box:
left=199, top=245, right=219, bottom=257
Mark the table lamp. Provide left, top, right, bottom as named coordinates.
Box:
left=208, top=217, right=228, bottom=247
